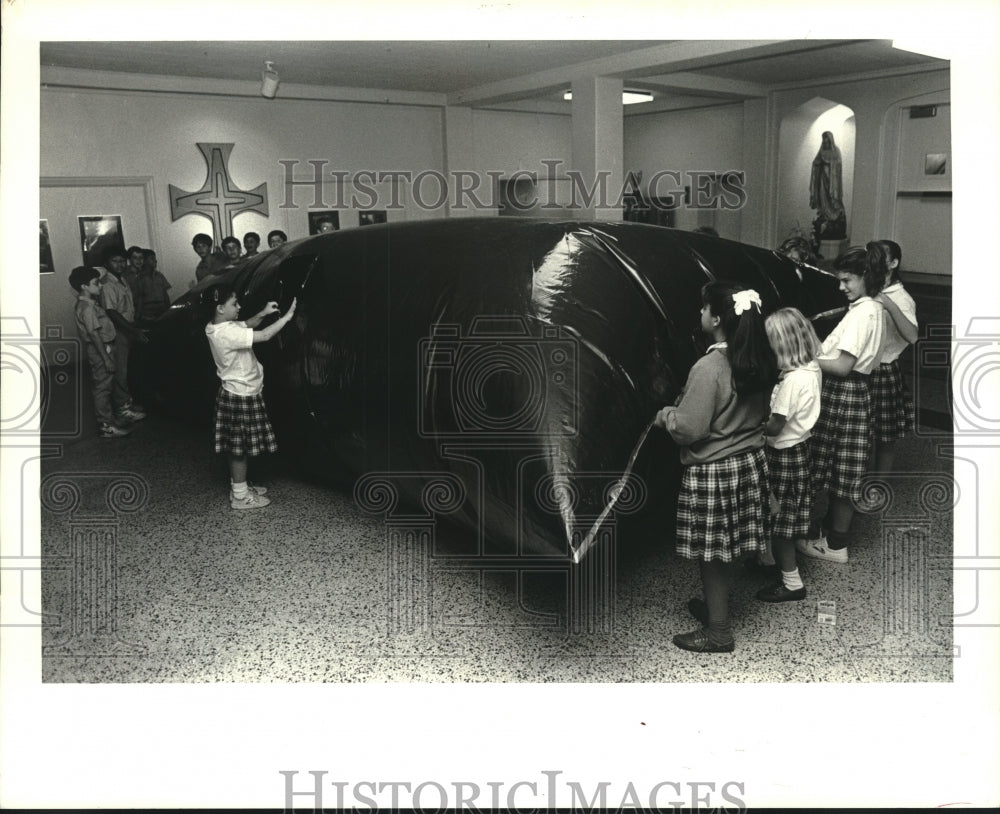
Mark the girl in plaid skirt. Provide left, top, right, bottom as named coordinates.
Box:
left=796, top=244, right=886, bottom=564
left=205, top=283, right=297, bottom=510
left=871, top=239, right=917, bottom=473
left=757, top=308, right=823, bottom=603
left=655, top=281, right=777, bottom=653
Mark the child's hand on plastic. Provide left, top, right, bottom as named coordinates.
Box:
left=263, top=301, right=280, bottom=316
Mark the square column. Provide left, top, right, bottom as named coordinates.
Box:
left=443, top=105, right=493, bottom=218
left=571, top=76, right=624, bottom=222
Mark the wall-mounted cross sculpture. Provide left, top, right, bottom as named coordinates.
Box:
left=168, top=143, right=268, bottom=239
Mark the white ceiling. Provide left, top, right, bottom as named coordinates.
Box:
left=40, top=39, right=947, bottom=112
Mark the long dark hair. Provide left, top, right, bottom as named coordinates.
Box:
left=879, top=239, right=904, bottom=285
left=702, top=280, right=778, bottom=395
left=834, top=243, right=887, bottom=297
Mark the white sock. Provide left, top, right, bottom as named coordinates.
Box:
left=782, top=568, right=804, bottom=591
left=232, top=481, right=249, bottom=499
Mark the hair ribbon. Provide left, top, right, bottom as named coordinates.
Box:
left=733, top=289, right=762, bottom=315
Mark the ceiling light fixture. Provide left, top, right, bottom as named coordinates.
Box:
left=261, top=60, right=280, bottom=99
left=563, top=89, right=654, bottom=105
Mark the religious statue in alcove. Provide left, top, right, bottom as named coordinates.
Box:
left=809, top=130, right=847, bottom=248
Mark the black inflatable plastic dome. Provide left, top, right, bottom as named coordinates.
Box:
left=149, top=219, right=843, bottom=560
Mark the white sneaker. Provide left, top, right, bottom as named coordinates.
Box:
left=795, top=537, right=848, bottom=564
left=117, top=406, right=147, bottom=422
left=230, top=490, right=271, bottom=510
left=230, top=483, right=268, bottom=497
left=99, top=422, right=132, bottom=438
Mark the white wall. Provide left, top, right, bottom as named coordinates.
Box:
left=894, top=101, right=952, bottom=275
left=471, top=108, right=572, bottom=179
left=623, top=104, right=745, bottom=238
left=467, top=108, right=575, bottom=214
left=41, top=86, right=446, bottom=297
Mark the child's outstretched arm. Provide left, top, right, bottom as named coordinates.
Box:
left=103, top=307, right=146, bottom=342
left=817, top=350, right=857, bottom=378
left=765, top=412, right=788, bottom=437
left=252, top=298, right=297, bottom=343
left=875, top=292, right=918, bottom=345
left=245, top=302, right=279, bottom=328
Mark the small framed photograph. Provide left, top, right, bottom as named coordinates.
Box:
left=924, top=152, right=948, bottom=176
left=78, top=215, right=125, bottom=267
left=307, top=210, right=340, bottom=234
left=39, top=219, right=55, bottom=274
left=359, top=210, right=387, bottom=226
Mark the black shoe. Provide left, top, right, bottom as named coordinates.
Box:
left=673, top=627, right=735, bottom=653
left=755, top=583, right=807, bottom=603
left=687, top=598, right=708, bottom=626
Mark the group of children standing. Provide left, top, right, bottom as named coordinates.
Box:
left=68, top=244, right=174, bottom=437
left=656, top=239, right=917, bottom=653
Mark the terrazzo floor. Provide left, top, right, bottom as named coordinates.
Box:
left=37, top=412, right=954, bottom=683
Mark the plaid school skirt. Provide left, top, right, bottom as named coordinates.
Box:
left=766, top=441, right=812, bottom=541
left=675, top=447, right=771, bottom=562
left=213, top=387, right=278, bottom=457
left=810, top=372, right=872, bottom=502
left=871, top=360, right=914, bottom=442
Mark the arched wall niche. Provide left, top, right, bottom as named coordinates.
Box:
left=776, top=97, right=856, bottom=255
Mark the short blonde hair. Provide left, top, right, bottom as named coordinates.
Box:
left=765, top=307, right=821, bottom=370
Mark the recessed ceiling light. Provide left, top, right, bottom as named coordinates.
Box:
left=563, top=89, right=654, bottom=105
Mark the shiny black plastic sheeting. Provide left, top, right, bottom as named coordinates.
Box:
left=148, top=219, right=844, bottom=561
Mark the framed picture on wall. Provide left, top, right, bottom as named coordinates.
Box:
left=924, top=152, right=948, bottom=177
left=39, top=219, right=55, bottom=274
left=307, top=210, right=340, bottom=234
left=78, top=215, right=125, bottom=268
left=359, top=210, right=387, bottom=226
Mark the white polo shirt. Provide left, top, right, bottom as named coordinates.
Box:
left=818, top=296, right=885, bottom=375
left=879, top=282, right=917, bottom=364
left=768, top=361, right=822, bottom=449
left=205, top=320, right=264, bottom=396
